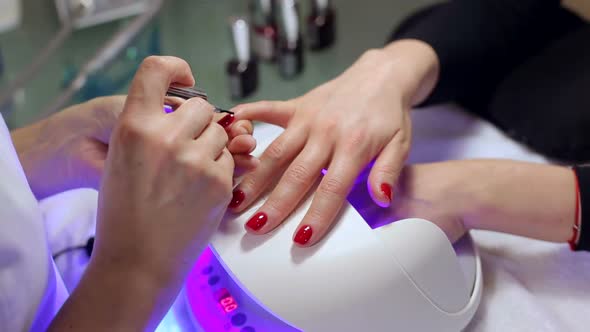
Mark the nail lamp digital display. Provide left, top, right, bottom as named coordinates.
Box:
left=183, top=124, right=482, bottom=332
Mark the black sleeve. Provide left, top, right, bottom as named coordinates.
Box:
left=390, top=0, right=585, bottom=109
left=573, top=165, right=590, bottom=251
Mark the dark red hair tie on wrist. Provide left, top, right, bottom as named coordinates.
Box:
left=569, top=165, right=590, bottom=251
left=568, top=167, right=580, bottom=251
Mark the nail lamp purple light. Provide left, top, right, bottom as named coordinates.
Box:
left=182, top=124, right=482, bottom=332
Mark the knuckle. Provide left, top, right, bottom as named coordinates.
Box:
left=157, top=134, right=179, bottom=154
left=342, top=127, right=369, bottom=153
left=319, top=177, right=347, bottom=198
left=285, top=163, right=314, bottom=186
left=141, top=56, right=167, bottom=71
left=179, top=153, right=206, bottom=174
left=305, top=207, right=325, bottom=223
left=238, top=176, right=258, bottom=193
left=213, top=123, right=229, bottom=143
left=264, top=140, right=287, bottom=162
left=316, top=117, right=339, bottom=133
left=116, top=118, right=147, bottom=142
left=186, top=96, right=214, bottom=112
left=372, top=165, right=400, bottom=179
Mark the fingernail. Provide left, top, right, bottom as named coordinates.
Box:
left=380, top=183, right=392, bottom=202
left=218, top=114, right=235, bottom=128
left=229, top=189, right=245, bottom=208
left=294, top=225, right=313, bottom=245
left=246, top=212, right=267, bottom=231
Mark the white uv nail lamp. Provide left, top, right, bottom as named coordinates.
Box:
left=183, top=124, right=482, bottom=332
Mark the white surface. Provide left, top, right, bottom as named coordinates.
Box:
left=408, top=105, right=590, bottom=332
left=211, top=121, right=481, bottom=332
left=40, top=104, right=590, bottom=331
left=0, top=114, right=67, bottom=332
left=0, top=0, right=21, bottom=32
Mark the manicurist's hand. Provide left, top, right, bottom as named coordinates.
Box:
left=49, top=56, right=238, bottom=331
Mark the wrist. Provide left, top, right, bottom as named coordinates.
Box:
left=71, top=255, right=180, bottom=330
left=456, top=161, right=576, bottom=242
left=10, top=120, right=44, bottom=161
left=424, top=161, right=482, bottom=232
left=10, top=121, right=49, bottom=198
left=381, top=39, right=440, bottom=106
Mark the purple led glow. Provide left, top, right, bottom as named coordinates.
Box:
left=185, top=246, right=300, bottom=331
left=324, top=163, right=398, bottom=229
left=164, top=104, right=174, bottom=113
left=185, top=247, right=228, bottom=331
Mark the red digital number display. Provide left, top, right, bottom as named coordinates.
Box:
left=216, top=288, right=238, bottom=313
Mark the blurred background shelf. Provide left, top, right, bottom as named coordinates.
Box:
left=0, top=0, right=436, bottom=128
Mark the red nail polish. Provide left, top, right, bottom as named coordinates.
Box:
left=218, top=114, right=235, bottom=128
left=294, top=225, right=313, bottom=245
left=380, top=183, right=392, bottom=202
left=246, top=212, right=267, bottom=231
left=229, top=189, right=245, bottom=208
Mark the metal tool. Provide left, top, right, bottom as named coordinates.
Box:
left=166, top=86, right=233, bottom=114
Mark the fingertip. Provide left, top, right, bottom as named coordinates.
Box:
left=228, top=135, right=257, bottom=154
left=245, top=211, right=268, bottom=233
left=368, top=180, right=393, bottom=208
left=293, top=224, right=314, bottom=247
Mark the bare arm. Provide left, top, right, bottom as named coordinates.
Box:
left=400, top=160, right=576, bottom=243
left=461, top=160, right=576, bottom=243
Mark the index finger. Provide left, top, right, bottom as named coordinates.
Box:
left=125, top=56, right=195, bottom=114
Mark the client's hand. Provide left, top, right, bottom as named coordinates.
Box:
left=51, top=56, right=237, bottom=331
left=231, top=40, right=439, bottom=246
left=11, top=96, right=256, bottom=200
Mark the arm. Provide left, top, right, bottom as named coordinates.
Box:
left=396, top=160, right=576, bottom=243
left=48, top=262, right=172, bottom=331
left=391, top=0, right=585, bottom=107
left=459, top=160, right=576, bottom=243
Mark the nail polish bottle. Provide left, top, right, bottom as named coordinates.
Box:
left=250, top=0, right=278, bottom=62
left=226, top=17, right=259, bottom=100
left=307, top=0, right=335, bottom=50
left=277, top=0, right=304, bottom=79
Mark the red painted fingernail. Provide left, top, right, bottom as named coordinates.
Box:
left=217, top=114, right=235, bottom=128
left=294, top=225, right=313, bottom=245
left=246, top=212, right=267, bottom=231
left=380, top=183, right=392, bottom=202
left=229, top=189, right=245, bottom=208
